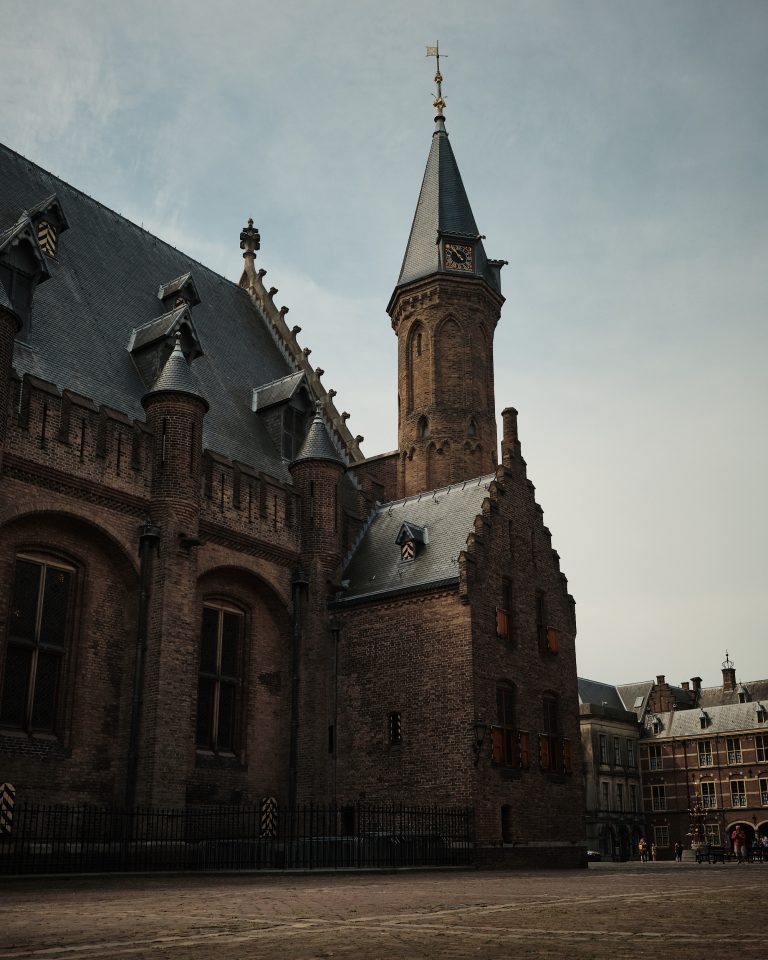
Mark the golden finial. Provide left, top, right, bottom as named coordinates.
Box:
left=426, top=43, right=447, bottom=126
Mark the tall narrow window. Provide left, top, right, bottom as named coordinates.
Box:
left=756, top=735, right=768, bottom=763
left=540, top=693, right=561, bottom=771
left=613, top=736, right=622, bottom=766
left=726, top=737, right=742, bottom=764
left=626, top=739, right=636, bottom=767
left=701, top=781, right=716, bottom=808
left=496, top=578, right=512, bottom=640
left=599, top=734, right=609, bottom=764
left=0, top=556, right=75, bottom=732
left=492, top=683, right=518, bottom=766
left=196, top=603, right=243, bottom=753
left=698, top=739, right=713, bottom=766
left=651, top=785, right=666, bottom=811
left=648, top=744, right=663, bottom=770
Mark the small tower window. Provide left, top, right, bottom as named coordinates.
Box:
left=468, top=418, right=478, bottom=437
left=36, top=220, right=57, bottom=257
left=417, top=415, right=429, bottom=439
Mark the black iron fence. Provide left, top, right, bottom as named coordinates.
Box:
left=0, top=801, right=474, bottom=875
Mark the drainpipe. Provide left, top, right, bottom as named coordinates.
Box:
left=125, top=521, right=160, bottom=810
left=288, top=569, right=308, bottom=811
left=330, top=617, right=342, bottom=807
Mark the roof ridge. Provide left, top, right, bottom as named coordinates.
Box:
left=377, top=472, right=495, bottom=511
left=0, top=142, right=241, bottom=291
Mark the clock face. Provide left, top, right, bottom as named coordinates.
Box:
left=445, top=242, right=474, bottom=272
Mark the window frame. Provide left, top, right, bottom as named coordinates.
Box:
left=651, top=784, right=666, bottom=811
left=195, top=600, right=245, bottom=756
left=756, top=734, right=767, bottom=763
left=0, top=552, right=78, bottom=735
left=730, top=779, right=747, bottom=808
left=726, top=736, right=742, bottom=764
left=701, top=781, right=716, bottom=809
left=648, top=744, right=663, bottom=770
left=697, top=738, right=713, bottom=766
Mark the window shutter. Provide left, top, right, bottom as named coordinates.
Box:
left=491, top=726, right=504, bottom=764
left=546, top=627, right=559, bottom=654
left=539, top=734, right=551, bottom=770
left=563, top=739, right=573, bottom=774
left=519, top=732, right=531, bottom=768
left=495, top=608, right=509, bottom=639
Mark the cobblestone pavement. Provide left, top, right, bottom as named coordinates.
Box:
left=1, top=862, right=766, bottom=960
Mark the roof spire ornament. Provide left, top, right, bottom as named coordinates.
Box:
left=426, top=43, right=447, bottom=131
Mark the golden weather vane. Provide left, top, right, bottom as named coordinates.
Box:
left=426, top=43, right=447, bottom=119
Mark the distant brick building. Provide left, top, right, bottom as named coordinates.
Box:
left=0, top=71, right=584, bottom=863
left=580, top=655, right=768, bottom=859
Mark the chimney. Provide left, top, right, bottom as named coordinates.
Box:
left=656, top=675, right=666, bottom=686
left=691, top=677, right=702, bottom=693
left=721, top=652, right=736, bottom=692
left=681, top=681, right=689, bottom=691
left=501, top=407, right=521, bottom=467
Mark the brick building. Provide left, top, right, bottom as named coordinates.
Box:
left=580, top=655, right=768, bottom=859
left=0, top=70, right=584, bottom=862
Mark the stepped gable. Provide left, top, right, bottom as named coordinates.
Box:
left=0, top=143, right=294, bottom=480
left=338, top=473, right=495, bottom=603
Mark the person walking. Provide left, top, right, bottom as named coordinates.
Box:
left=674, top=841, right=683, bottom=862
left=731, top=824, right=747, bottom=863
left=638, top=837, right=648, bottom=862
left=651, top=842, right=658, bottom=862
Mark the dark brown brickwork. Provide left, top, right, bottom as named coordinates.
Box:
left=389, top=276, right=502, bottom=498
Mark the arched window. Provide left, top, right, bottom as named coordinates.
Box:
left=196, top=601, right=244, bottom=754
left=467, top=418, right=478, bottom=437
left=417, top=415, right=429, bottom=439
left=0, top=554, right=76, bottom=732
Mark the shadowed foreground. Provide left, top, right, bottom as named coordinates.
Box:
left=1, top=862, right=765, bottom=959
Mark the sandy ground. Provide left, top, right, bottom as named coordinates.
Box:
left=1, top=861, right=765, bottom=960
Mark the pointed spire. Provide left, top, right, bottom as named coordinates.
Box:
left=292, top=402, right=343, bottom=466
left=393, top=49, right=501, bottom=295
left=143, top=333, right=208, bottom=410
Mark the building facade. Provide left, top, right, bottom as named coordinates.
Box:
left=578, top=679, right=644, bottom=859
left=0, top=69, right=585, bottom=863
left=580, top=656, right=768, bottom=859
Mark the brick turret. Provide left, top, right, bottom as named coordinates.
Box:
left=137, top=337, right=208, bottom=805
left=289, top=406, right=345, bottom=802
left=388, top=71, right=505, bottom=498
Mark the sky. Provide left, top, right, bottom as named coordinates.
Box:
left=2, top=0, right=766, bottom=689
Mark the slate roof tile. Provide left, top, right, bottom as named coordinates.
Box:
left=0, top=142, right=294, bottom=480
left=338, top=474, right=494, bottom=603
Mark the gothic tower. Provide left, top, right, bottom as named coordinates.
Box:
left=388, top=53, right=507, bottom=499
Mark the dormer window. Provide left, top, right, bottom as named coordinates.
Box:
left=36, top=220, right=57, bottom=257
left=157, top=272, right=201, bottom=313
left=756, top=703, right=767, bottom=723
left=396, top=522, right=427, bottom=563
left=699, top=709, right=709, bottom=729
left=738, top=685, right=750, bottom=704
left=0, top=214, right=51, bottom=341
left=651, top=715, right=663, bottom=734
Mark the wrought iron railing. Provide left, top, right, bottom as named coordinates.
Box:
left=0, top=801, right=474, bottom=875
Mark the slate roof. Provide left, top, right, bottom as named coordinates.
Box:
left=642, top=700, right=768, bottom=740
left=699, top=679, right=768, bottom=708
left=337, top=474, right=494, bottom=604
left=396, top=122, right=500, bottom=294
left=292, top=409, right=343, bottom=465
left=578, top=678, right=625, bottom=711
left=616, top=682, right=654, bottom=719
left=0, top=143, right=296, bottom=480
left=253, top=371, right=305, bottom=411
left=145, top=338, right=207, bottom=408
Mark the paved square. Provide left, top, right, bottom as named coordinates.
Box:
left=1, top=862, right=765, bottom=959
